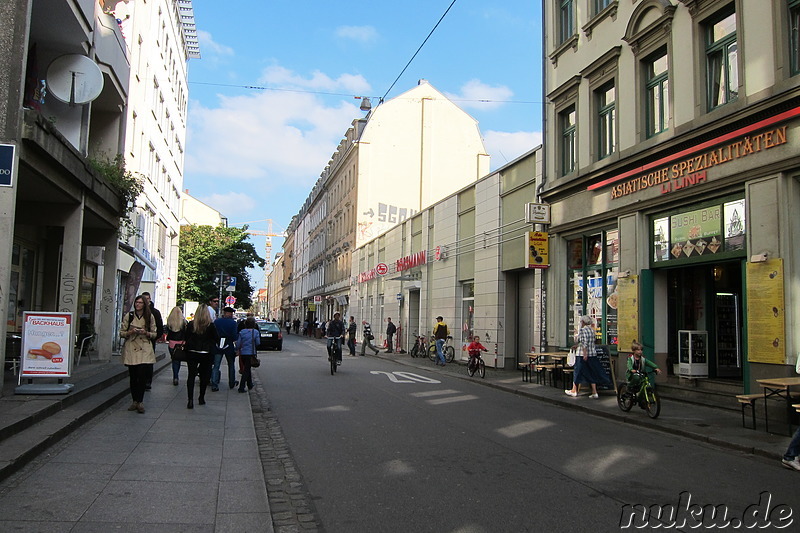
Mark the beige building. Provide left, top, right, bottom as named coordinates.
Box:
left=542, top=0, right=800, bottom=397
left=180, top=189, right=227, bottom=227
left=285, top=80, right=490, bottom=326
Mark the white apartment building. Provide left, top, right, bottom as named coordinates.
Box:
left=115, top=0, right=200, bottom=312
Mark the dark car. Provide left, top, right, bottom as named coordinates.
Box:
left=257, top=321, right=283, bottom=350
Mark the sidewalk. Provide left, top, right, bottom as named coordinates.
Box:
left=370, top=350, right=794, bottom=461
left=0, top=353, right=271, bottom=532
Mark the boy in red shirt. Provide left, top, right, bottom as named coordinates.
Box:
left=467, top=336, right=488, bottom=367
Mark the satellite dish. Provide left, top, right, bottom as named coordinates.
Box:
left=46, top=54, right=104, bottom=105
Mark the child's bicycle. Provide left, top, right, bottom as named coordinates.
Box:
left=617, top=371, right=661, bottom=418
left=409, top=333, right=426, bottom=358
left=467, top=351, right=486, bottom=378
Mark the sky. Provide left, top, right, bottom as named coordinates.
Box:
left=184, top=0, right=543, bottom=289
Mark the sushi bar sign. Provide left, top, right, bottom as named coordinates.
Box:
left=586, top=109, right=796, bottom=200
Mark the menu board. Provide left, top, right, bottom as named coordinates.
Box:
left=617, top=276, right=639, bottom=352
left=746, top=259, right=785, bottom=364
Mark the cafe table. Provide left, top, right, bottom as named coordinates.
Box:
left=756, top=376, right=800, bottom=435
left=527, top=352, right=570, bottom=388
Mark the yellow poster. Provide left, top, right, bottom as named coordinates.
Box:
left=526, top=231, right=549, bottom=269
left=617, top=276, right=639, bottom=353
left=746, top=258, right=785, bottom=364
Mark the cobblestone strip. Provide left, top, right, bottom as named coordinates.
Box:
left=250, top=375, right=322, bottom=533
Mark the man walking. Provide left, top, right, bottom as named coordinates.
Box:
left=433, top=316, right=449, bottom=366
left=141, top=292, right=163, bottom=390
left=207, top=296, right=219, bottom=321
left=385, top=318, right=396, bottom=353
left=361, top=320, right=379, bottom=356
left=347, top=316, right=357, bottom=356
left=212, top=307, right=239, bottom=391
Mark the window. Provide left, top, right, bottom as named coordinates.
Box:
left=705, top=9, right=738, bottom=110
left=567, top=230, right=619, bottom=346
left=791, top=0, right=800, bottom=75
left=645, top=49, right=669, bottom=137
left=596, top=83, right=616, bottom=159
left=595, top=0, right=612, bottom=14
left=560, top=106, right=576, bottom=176
left=559, top=0, right=575, bottom=44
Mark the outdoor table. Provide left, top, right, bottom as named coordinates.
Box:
left=528, top=352, right=569, bottom=388
left=756, top=376, right=800, bottom=435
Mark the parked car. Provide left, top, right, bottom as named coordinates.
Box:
left=257, top=321, right=283, bottom=350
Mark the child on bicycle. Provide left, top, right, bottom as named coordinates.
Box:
left=626, top=341, right=661, bottom=391
left=467, top=336, right=488, bottom=367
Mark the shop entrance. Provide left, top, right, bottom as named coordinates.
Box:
left=666, top=260, right=743, bottom=380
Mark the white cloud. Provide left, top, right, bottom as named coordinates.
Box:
left=445, top=79, right=514, bottom=111
left=200, top=192, right=257, bottom=216
left=185, top=85, right=362, bottom=186
left=335, top=25, right=378, bottom=43
left=258, top=65, right=371, bottom=94
left=482, top=130, right=542, bottom=170
left=197, top=30, right=234, bottom=57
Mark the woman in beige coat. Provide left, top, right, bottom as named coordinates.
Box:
left=120, top=295, right=157, bottom=413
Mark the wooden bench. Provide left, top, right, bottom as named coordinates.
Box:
left=518, top=362, right=531, bottom=382
left=736, top=393, right=761, bottom=430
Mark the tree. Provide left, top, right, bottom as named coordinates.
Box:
left=177, top=225, right=264, bottom=309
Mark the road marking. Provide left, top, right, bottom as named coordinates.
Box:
left=370, top=371, right=441, bottom=384
left=427, top=395, right=479, bottom=405
left=313, top=405, right=351, bottom=412
left=410, top=389, right=460, bottom=397
left=496, top=419, right=554, bottom=438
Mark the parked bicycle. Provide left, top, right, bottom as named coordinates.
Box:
left=617, top=371, right=661, bottom=418
left=428, top=336, right=455, bottom=363
left=327, top=336, right=343, bottom=375
left=409, top=333, right=427, bottom=358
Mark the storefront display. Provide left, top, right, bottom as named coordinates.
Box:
left=679, top=330, right=708, bottom=378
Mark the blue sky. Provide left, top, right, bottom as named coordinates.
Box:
left=185, top=1, right=543, bottom=288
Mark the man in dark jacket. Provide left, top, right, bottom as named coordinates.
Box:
left=141, top=292, right=163, bottom=390
left=386, top=318, right=396, bottom=353
left=325, top=313, right=345, bottom=365
left=212, top=307, right=239, bottom=390
left=347, top=316, right=357, bottom=356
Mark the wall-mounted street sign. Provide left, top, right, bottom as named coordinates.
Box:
left=525, top=231, right=550, bottom=269
left=525, top=203, right=551, bottom=225
left=0, top=144, right=15, bottom=187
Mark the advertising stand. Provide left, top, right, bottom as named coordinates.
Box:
left=15, top=311, right=75, bottom=394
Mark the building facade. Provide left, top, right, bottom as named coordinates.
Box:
left=542, top=0, right=800, bottom=391
left=0, top=0, right=131, bottom=391
left=350, top=149, right=542, bottom=366
left=284, top=80, right=491, bottom=327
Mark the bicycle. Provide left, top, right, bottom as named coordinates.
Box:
left=327, top=336, right=343, bottom=375
left=467, top=350, right=486, bottom=378
left=409, top=333, right=426, bottom=358
left=617, top=371, right=661, bottom=418
left=428, top=335, right=455, bottom=363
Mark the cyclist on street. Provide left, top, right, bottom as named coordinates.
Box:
left=626, top=340, right=661, bottom=391
left=326, top=312, right=345, bottom=365
left=467, top=335, right=488, bottom=366
left=433, top=316, right=449, bottom=366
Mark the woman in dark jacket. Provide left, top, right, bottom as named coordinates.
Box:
left=165, top=306, right=188, bottom=386
left=184, top=303, right=219, bottom=408
left=236, top=317, right=259, bottom=393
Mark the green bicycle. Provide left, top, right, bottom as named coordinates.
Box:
left=617, top=371, right=661, bottom=419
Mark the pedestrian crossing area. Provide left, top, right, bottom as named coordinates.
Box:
left=410, top=389, right=479, bottom=405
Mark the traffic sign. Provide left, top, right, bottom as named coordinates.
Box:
left=376, top=263, right=388, bottom=275
left=225, top=296, right=236, bottom=305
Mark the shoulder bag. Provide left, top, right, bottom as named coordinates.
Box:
left=172, top=342, right=188, bottom=361
left=250, top=330, right=261, bottom=368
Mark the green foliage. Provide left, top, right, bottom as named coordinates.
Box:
left=177, top=225, right=265, bottom=309
left=88, top=154, right=144, bottom=240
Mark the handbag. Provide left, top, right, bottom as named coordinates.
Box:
left=172, top=343, right=188, bottom=361
left=249, top=330, right=261, bottom=368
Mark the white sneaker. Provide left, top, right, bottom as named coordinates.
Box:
left=782, top=458, right=800, bottom=471
left=564, top=390, right=577, bottom=397
left=589, top=393, right=599, bottom=399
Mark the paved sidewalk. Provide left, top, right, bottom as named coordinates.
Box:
left=370, top=350, right=794, bottom=462
left=0, top=363, right=272, bottom=532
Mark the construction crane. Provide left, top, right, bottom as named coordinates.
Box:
left=243, top=219, right=286, bottom=284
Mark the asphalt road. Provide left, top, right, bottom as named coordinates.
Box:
left=263, top=335, right=800, bottom=532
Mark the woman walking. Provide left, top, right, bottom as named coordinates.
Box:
left=184, top=303, right=219, bottom=408
left=120, top=295, right=157, bottom=414
left=236, top=317, right=259, bottom=393
left=165, top=306, right=188, bottom=386
left=565, top=315, right=609, bottom=398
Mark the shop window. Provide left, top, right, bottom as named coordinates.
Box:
left=560, top=105, right=576, bottom=176
left=705, top=8, right=738, bottom=110
left=791, top=0, right=800, bottom=75
left=651, top=197, right=746, bottom=265
left=567, top=230, right=619, bottom=346
left=461, top=282, right=475, bottom=349
left=596, top=82, right=616, bottom=160
left=644, top=49, right=669, bottom=137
